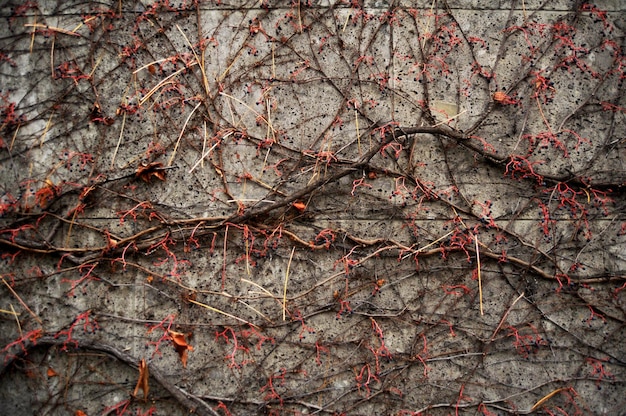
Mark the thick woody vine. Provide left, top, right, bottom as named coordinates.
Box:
left=1, top=1, right=625, bottom=415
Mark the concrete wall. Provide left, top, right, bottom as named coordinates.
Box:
left=1, top=1, right=625, bottom=414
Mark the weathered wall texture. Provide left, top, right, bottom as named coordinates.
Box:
left=1, top=1, right=625, bottom=415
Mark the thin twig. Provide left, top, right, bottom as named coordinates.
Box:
left=168, top=102, right=202, bottom=167
left=283, top=247, right=295, bottom=321
left=475, top=234, right=483, bottom=316
left=531, top=387, right=568, bottom=412
left=140, top=64, right=196, bottom=106
left=188, top=299, right=259, bottom=328
left=110, top=109, right=127, bottom=168
left=24, top=23, right=81, bottom=37
left=490, top=292, right=525, bottom=341
left=176, top=24, right=210, bottom=97
left=1, top=277, right=42, bottom=325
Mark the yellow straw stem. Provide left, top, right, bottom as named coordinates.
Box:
left=168, top=102, right=202, bottom=167
left=187, top=299, right=259, bottom=328
left=283, top=247, right=295, bottom=321
left=1, top=277, right=42, bottom=325
left=531, top=388, right=568, bottom=412
left=474, top=234, right=483, bottom=316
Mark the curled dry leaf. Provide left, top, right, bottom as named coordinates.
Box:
left=136, top=161, right=167, bottom=183
left=168, top=330, right=193, bottom=367
left=492, top=91, right=519, bottom=105
left=47, top=367, right=58, bottom=377
left=493, top=91, right=508, bottom=102
left=90, top=103, right=114, bottom=125
left=133, top=358, right=150, bottom=400
left=292, top=201, right=306, bottom=212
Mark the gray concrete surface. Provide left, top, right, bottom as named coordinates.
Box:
left=1, top=1, right=625, bottom=415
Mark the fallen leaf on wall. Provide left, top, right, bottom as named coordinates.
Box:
left=132, top=358, right=150, bottom=400
left=136, top=161, right=167, bottom=183
left=292, top=201, right=306, bottom=212
left=169, top=330, right=193, bottom=367
left=90, top=103, right=114, bottom=125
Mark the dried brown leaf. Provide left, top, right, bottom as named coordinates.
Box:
left=136, top=162, right=167, bottom=183
left=133, top=358, right=150, bottom=400
left=168, top=330, right=193, bottom=367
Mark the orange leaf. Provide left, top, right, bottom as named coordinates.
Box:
left=75, top=411, right=87, bottom=416
left=493, top=91, right=508, bottom=102
left=136, top=161, right=167, bottom=183
left=168, top=330, right=193, bottom=367
left=133, top=358, right=150, bottom=400
left=35, top=180, right=59, bottom=208
left=47, top=367, right=58, bottom=377
left=292, top=201, right=306, bottom=212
